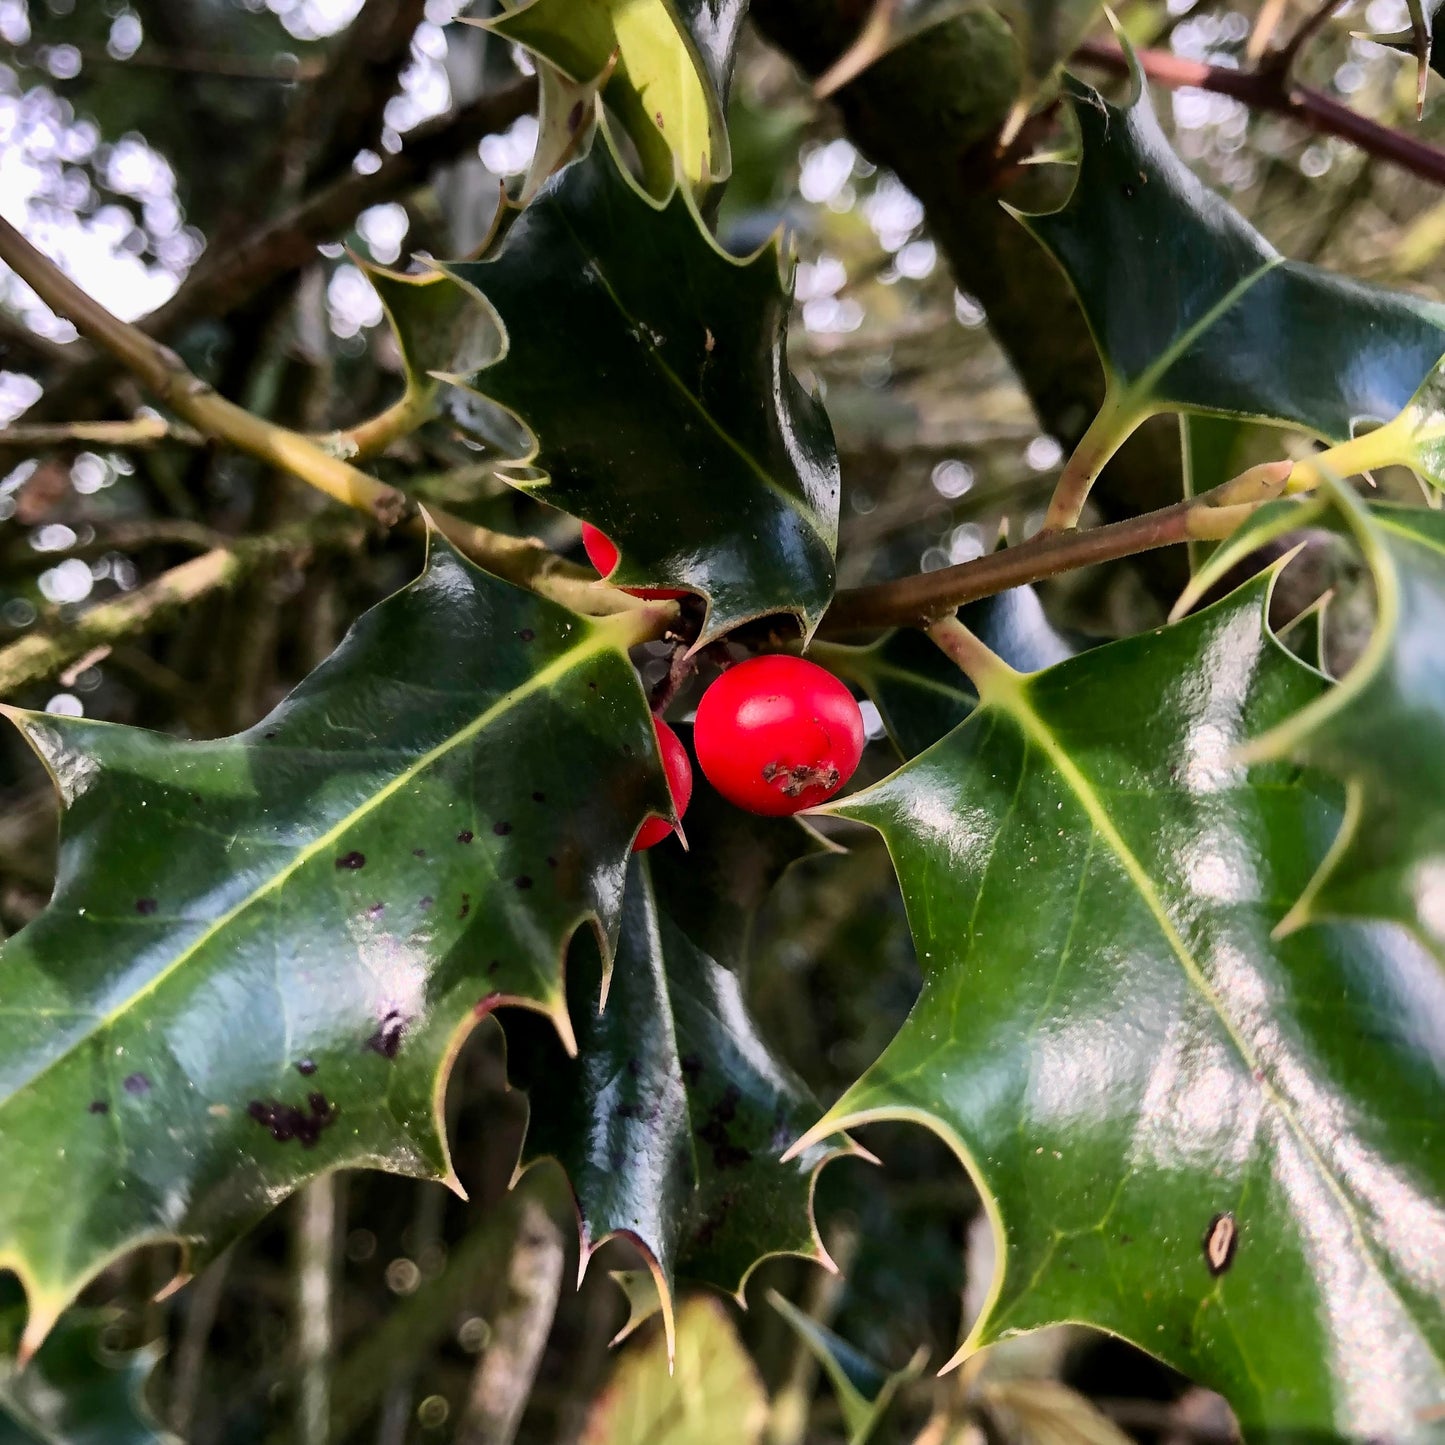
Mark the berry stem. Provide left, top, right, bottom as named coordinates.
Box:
left=925, top=615, right=1019, bottom=700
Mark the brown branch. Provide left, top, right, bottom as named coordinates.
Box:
left=0, top=520, right=363, bottom=698
left=1073, top=39, right=1445, bottom=189
left=0, top=213, right=654, bottom=623
left=820, top=465, right=1291, bottom=634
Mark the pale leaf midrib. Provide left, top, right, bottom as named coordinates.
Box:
left=999, top=681, right=1439, bottom=1365
left=1, top=629, right=614, bottom=1112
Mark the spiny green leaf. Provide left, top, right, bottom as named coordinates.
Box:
left=1019, top=66, right=1445, bottom=494
left=505, top=777, right=849, bottom=1350
left=799, top=575, right=1445, bottom=1438
left=0, top=1299, right=174, bottom=1445
left=484, top=0, right=747, bottom=194
left=580, top=1296, right=767, bottom=1445
left=0, top=535, right=670, bottom=1356
left=441, top=133, right=840, bottom=644
left=815, top=0, right=1104, bottom=111
left=1230, top=493, right=1445, bottom=960
left=767, top=1290, right=926, bottom=1445
left=814, top=587, right=1076, bottom=758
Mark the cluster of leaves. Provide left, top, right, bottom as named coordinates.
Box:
left=2, top=0, right=1445, bottom=1440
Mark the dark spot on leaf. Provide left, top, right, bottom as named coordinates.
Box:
left=366, top=901, right=385, bottom=919
left=264, top=729, right=278, bottom=739
left=626, top=1057, right=640, bottom=1076
left=457, top=829, right=475, bottom=844
left=567, top=100, right=584, bottom=131
left=88, top=1099, right=109, bottom=1115
left=123, top=1072, right=150, bottom=1095
left=189, top=792, right=203, bottom=805
left=714, top=1083, right=741, bottom=1124
left=545, top=856, right=558, bottom=869
left=532, top=791, right=545, bottom=803
left=487, top=959, right=500, bottom=975
left=420, top=895, right=434, bottom=910
left=135, top=898, right=157, bottom=916
left=337, top=851, right=366, bottom=870
left=518, top=628, right=535, bottom=642
left=366, top=1011, right=406, bottom=1060
left=247, top=1093, right=338, bottom=1148
left=296, top=1059, right=318, bottom=1076
left=413, top=848, right=427, bottom=858
left=1119, top=1233, right=1134, bottom=1245
left=1203, top=1212, right=1238, bottom=1275
left=622, top=744, right=633, bottom=755
left=587, top=681, right=598, bottom=691
left=493, top=821, right=511, bottom=837
left=514, top=875, right=533, bottom=890
left=457, top=893, right=471, bottom=919
left=680, top=1053, right=703, bottom=1084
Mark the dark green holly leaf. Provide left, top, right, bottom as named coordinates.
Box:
left=1212, top=492, right=1445, bottom=960
left=441, top=134, right=840, bottom=644
left=484, top=0, right=747, bottom=194
left=767, top=1290, right=926, bottom=1445
left=0, top=1297, right=173, bottom=1445
left=0, top=536, right=670, bottom=1357
left=505, top=781, right=849, bottom=1348
left=814, top=586, right=1076, bottom=758
left=1020, top=65, right=1445, bottom=518
left=795, top=575, right=1445, bottom=1436
left=815, top=0, right=1104, bottom=112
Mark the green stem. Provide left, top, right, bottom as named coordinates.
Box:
left=1042, top=394, right=1142, bottom=532
left=926, top=615, right=1020, bottom=699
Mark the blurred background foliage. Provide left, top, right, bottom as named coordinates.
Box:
left=0, top=0, right=1440, bottom=1439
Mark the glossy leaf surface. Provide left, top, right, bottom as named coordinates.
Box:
left=1239, top=496, right=1445, bottom=957
left=443, top=136, right=840, bottom=643
left=0, top=1301, right=173, bottom=1445
left=816, top=586, right=1075, bottom=758
left=800, top=576, right=1445, bottom=1438
left=581, top=1297, right=767, bottom=1445
left=0, top=537, right=669, bottom=1354
left=506, top=779, right=847, bottom=1341
left=1021, top=70, right=1445, bottom=448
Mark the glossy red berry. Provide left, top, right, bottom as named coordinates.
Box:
left=694, top=656, right=865, bottom=817
left=634, top=717, right=693, bottom=851
left=581, top=522, right=688, bottom=600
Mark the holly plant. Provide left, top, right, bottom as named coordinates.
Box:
left=0, top=0, right=1443, bottom=1441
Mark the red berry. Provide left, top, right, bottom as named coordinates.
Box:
left=694, top=656, right=865, bottom=817
left=580, top=522, right=688, bottom=600
left=634, top=717, right=693, bottom=851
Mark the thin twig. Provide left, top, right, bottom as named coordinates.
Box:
left=456, top=1195, right=565, bottom=1445
left=0, top=520, right=363, bottom=698
left=295, top=1178, right=338, bottom=1445
left=1264, top=0, right=1347, bottom=78
left=0, top=214, right=651, bottom=621
left=0, top=417, right=204, bottom=449
left=1073, top=38, right=1445, bottom=189
left=821, top=465, right=1292, bottom=634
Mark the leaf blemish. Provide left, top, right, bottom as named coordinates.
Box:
left=413, top=848, right=427, bottom=858
left=336, top=851, right=366, bottom=870
left=366, top=901, right=385, bottom=919
left=88, top=1099, right=109, bottom=1114
left=366, top=1011, right=407, bottom=1060
left=493, top=821, right=511, bottom=836
left=135, top=897, right=158, bottom=916
left=419, top=895, right=434, bottom=909
left=518, top=628, right=535, bottom=642
left=532, top=791, right=545, bottom=803
left=248, top=1093, right=337, bottom=1148
left=457, top=892, right=471, bottom=919
left=514, top=875, right=533, bottom=890
left=296, top=1059, right=318, bottom=1076
left=457, top=829, right=475, bottom=844
left=123, top=1072, right=150, bottom=1095
left=1203, top=1212, right=1238, bottom=1275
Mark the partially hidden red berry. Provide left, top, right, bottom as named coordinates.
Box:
left=694, top=655, right=865, bottom=817
left=581, top=522, right=688, bottom=600
left=634, top=717, right=693, bottom=851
